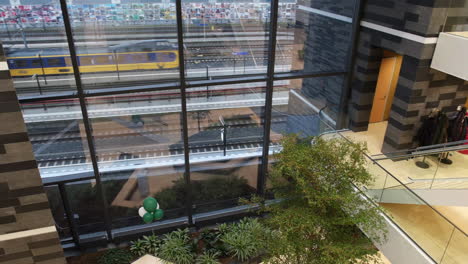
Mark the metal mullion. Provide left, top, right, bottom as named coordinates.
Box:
left=17, top=70, right=350, bottom=104
left=186, top=75, right=267, bottom=88
left=58, top=0, right=113, bottom=241
left=18, top=91, right=78, bottom=104
left=338, top=0, right=364, bottom=129
left=258, top=0, right=280, bottom=195
left=175, top=0, right=193, bottom=225
left=58, top=183, right=81, bottom=249
left=273, top=71, right=347, bottom=81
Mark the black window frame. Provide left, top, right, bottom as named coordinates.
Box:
left=15, top=0, right=363, bottom=250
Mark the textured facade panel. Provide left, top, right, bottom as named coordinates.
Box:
left=363, top=0, right=453, bottom=37
left=350, top=1, right=468, bottom=151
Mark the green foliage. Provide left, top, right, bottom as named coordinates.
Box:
left=129, top=239, right=147, bottom=257
left=141, top=234, right=163, bottom=255
left=258, top=135, right=386, bottom=264
left=98, top=248, right=134, bottom=264
left=158, top=228, right=195, bottom=264
left=220, top=218, right=275, bottom=262
left=195, top=251, right=221, bottom=264
left=155, top=176, right=253, bottom=211
left=199, top=228, right=228, bottom=257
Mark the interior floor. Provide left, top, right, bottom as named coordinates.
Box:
left=343, top=121, right=468, bottom=187
left=343, top=121, right=468, bottom=263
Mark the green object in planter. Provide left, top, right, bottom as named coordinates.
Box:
left=143, top=197, right=158, bottom=212
left=154, top=209, right=164, bottom=220
left=142, top=212, right=154, bottom=224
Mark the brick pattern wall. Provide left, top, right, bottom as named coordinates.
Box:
left=363, top=0, right=446, bottom=37
left=0, top=43, right=65, bottom=263
left=349, top=0, right=468, bottom=151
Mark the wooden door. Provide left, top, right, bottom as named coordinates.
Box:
left=369, top=57, right=397, bottom=123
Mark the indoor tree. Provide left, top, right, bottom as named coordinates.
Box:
left=256, top=135, right=387, bottom=264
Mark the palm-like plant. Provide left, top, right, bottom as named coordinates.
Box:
left=158, top=229, right=195, bottom=264
left=129, top=239, right=146, bottom=257
left=141, top=234, right=162, bottom=256
left=195, top=251, right=221, bottom=264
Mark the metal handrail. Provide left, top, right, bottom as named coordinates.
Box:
left=371, top=139, right=468, bottom=161
left=314, top=115, right=468, bottom=238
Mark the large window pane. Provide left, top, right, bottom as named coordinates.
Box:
left=275, top=0, right=355, bottom=73
left=2, top=1, right=76, bottom=96
left=182, top=0, right=270, bottom=80
left=44, top=185, right=71, bottom=240
left=186, top=82, right=267, bottom=213
left=20, top=99, right=93, bottom=179
left=86, top=90, right=187, bottom=228
left=64, top=179, right=107, bottom=238
left=65, top=0, right=179, bottom=90
left=270, top=77, right=340, bottom=144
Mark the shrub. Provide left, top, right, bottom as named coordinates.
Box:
left=158, top=228, right=195, bottom=264
left=199, top=228, right=229, bottom=258
left=258, top=135, right=386, bottom=264
left=129, top=239, right=146, bottom=257
left=155, top=176, right=253, bottom=212
left=220, top=218, right=274, bottom=262
left=98, top=248, right=134, bottom=264
left=195, top=251, right=221, bottom=264
left=141, top=234, right=163, bottom=256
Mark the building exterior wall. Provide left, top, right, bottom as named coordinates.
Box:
left=0, top=43, right=65, bottom=263
left=350, top=0, right=468, bottom=151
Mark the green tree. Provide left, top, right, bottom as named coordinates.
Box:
left=260, top=135, right=386, bottom=264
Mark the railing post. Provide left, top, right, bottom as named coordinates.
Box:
left=58, top=183, right=81, bottom=249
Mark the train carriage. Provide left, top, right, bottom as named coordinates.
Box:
left=6, top=40, right=179, bottom=77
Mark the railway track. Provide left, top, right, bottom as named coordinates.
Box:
left=36, top=140, right=283, bottom=171
left=32, top=116, right=287, bottom=166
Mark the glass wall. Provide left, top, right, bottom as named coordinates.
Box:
left=67, top=0, right=180, bottom=89
left=9, top=0, right=355, bottom=246
left=1, top=0, right=76, bottom=96
left=186, top=82, right=267, bottom=214
left=182, top=0, right=270, bottom=79
left=275, top=0, right=355, bottom=74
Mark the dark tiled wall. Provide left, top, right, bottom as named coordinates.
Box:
left=0, top=43, right=65, bottom=263
left=349, top=1, right=468, bottom=151
left=363, top=0, right=452, bottom=37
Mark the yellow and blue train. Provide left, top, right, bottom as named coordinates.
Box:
left=6, top=40, right=179, bottom=77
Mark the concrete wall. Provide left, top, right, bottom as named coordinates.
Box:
left=0, top=43, right=65, bottom=263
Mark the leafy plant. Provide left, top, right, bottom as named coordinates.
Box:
left=256, top=135, right=386, bottom=264
left=195, top=251, right=221, bottom=264
left=141, top=234, right=163, bottom=255
left=98, top=248, right=134, bottom=264
left=159, top=228, right=195, bottom=264
left=221, top=232, right=259, bottom=262
left=199, top=228, right=228, bottom=257
left=129, top=239, right=147, bottom=257
left=219, top=218, right=274, bottom=262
